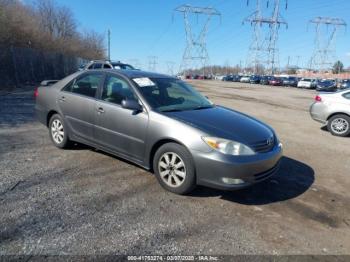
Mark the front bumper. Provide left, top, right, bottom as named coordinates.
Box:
left=191, top=143, right=283, bottom=190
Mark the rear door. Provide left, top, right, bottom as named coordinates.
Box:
left=59, top=72, right=104, bottom=142
left=94, top=74, right=149, bottom=161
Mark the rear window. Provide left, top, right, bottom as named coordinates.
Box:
left=342, top=92, right=350, bottom=99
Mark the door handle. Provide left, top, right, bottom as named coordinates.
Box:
left=58, top=96, right=65, bottom=102
left=97, top=107, right=105, bottom=114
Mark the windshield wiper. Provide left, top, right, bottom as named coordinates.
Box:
left=161, top=108, right=184, bottom=112
left=192, top=105, right=214, bottom=110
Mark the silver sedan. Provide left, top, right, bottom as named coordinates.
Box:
left=310, top=89, right=350, bottom=137
left=35, top=69, right=283, bottom=194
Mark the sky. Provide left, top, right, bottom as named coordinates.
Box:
left=41, top=0, right=350, bottom=73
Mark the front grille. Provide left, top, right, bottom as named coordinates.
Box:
left=249, top=136, right=275, bottom=153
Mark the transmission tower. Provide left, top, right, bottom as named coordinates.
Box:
left=128, top=59, right=142, bottom=69
left=309, top=17, right=346, bottom=73
left=148, top=56, right=158, bottom=72
left=174, top=4, right=221, bottom=76
left=244, top=0, right=288, bottom=74
left=166, top=61, right=176, bottom=75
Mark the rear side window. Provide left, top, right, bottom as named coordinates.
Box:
left=63, top=73, right=104, bottom=98
left=343, top=92, right=350, bottom=99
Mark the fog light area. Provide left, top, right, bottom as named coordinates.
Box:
left=222, top=178, right=245, bottom=185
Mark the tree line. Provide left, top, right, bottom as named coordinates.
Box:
left=0, top=0, right=105, bottom=60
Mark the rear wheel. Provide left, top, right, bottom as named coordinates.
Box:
left=327, top=114, right=350, bottom=137
left=153, top=143, right=196, bottom=195
left=49, top=114, right=71, bottom=148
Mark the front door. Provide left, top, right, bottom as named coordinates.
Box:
left=94, top=74, right=148, bottom=162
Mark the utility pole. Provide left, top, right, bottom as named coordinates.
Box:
left=286, top=55, right=290, bottom=71
left=309, top=17, right=346, bottom=73
left=174, top=4, right=221, bottom=76
left=244, top=0, right=288, bottom=75
left=107, top=29, right=111, bottom=61
left=148, top=56, right=158, bottom=72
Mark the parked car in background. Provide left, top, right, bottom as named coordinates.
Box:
left=297, top=78, right=317, bottom=89
left=83, top=60, right=135, bottom=71
left=240, top=75, right=250, bottom=83
left=223, top=75, right=234, bottom=81
left=316, top=79, right=337, bottom=92
left=233, top=75, right=242, bottom=82
left=35, top=69, right=283, bottom=194
left=260, top=76, right=271, bottom=85
left=215, top=75, right=225, bottom=81
left=339, top=79, right=350, bottom=90
left=268, top=77, right=283, bottom=86
left=282, top=76, right=298, bottom=87
left=310, top=89, right=350, bottom=137
left=249, top=75, right=261, bottom=84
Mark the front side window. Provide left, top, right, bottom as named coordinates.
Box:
left=132, top=77, right=213, bottom=112
left=63, top=73, right=103, bottom=98
left=103, top=64, right=112, bottom=69
left=101, top=75, right=136, bottom=105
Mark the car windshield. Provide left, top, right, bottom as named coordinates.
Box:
left=132, top=77, right=213, bottom=112
left=320, top=80, right=334, bottom=85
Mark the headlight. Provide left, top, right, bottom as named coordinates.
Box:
left=202, top=137, right=255, bottom=156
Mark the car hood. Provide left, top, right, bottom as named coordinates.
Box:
left=162, top=106, right=274, bottom=145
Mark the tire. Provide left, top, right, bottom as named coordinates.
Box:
left=327, top=114, right=350, bottom=137
left=48, top=114, right=71, bottom=148
left=153, top=143, right=196, bottom=195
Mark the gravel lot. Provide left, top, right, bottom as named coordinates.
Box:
left=0, top=81, right=349, bottom=256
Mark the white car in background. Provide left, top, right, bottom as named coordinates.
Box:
left=297, top=78, right=317, bottom=89
left=240, top=75, right=250, bottom=83
left=310, top=89, right=350, bottom=137
left=214, top=75, right=225, bottom=81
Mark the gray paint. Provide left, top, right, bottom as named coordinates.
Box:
left=36, top=69, right=283, bottom=190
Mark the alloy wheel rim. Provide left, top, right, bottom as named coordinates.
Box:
left=51, top=119, right=64, bottom=144
left=158, top=152, right=186, bottom=188
left=331, top=118, right=349, bottom=134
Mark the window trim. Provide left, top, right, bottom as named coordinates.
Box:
left=60, top=72, right=105, bottom=100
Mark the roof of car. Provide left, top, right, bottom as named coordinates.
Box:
left=87, top=69, right=173, bottom=79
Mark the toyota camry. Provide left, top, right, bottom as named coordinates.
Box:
left=35, top=69, right=283, bottom=194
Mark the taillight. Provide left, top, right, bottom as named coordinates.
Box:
left=315, top=95, right=322, bottom=102
left=34, top=87, right=39, bottom=98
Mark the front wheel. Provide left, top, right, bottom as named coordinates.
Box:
left=153, top=143, right=196, bottom=195
left=49, top=114, right=71, bottom=148
left=327, top=114, right=350, bottom=137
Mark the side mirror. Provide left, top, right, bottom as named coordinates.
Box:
left=121, top=99, right=143, bottom=112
